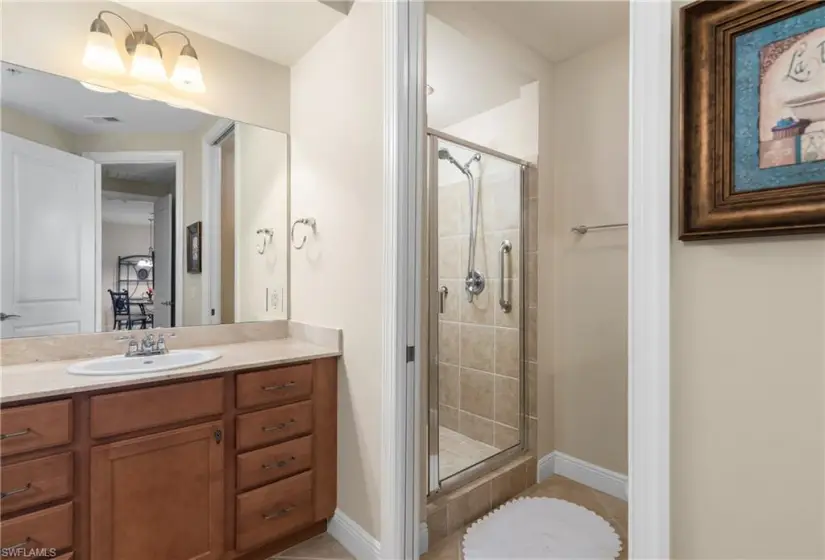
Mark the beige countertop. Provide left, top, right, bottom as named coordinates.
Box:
left=0, top=338, right=341, bottom=405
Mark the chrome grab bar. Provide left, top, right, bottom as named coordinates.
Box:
left=499, top=240, right=512, bottom=313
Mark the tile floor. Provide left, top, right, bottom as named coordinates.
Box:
left=271, top=532, right=353, bottom=560
left=439, top=427, right=500, bottom=480
left=271, top=475, right=627, bottom=560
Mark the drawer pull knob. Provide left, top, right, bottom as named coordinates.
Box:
left=261, top=381, right=296, bottom=391
left=1, top=483, right=31, bottom=499
left=262, top=506, right=296, bottom=520
left=0, top=428, right=31, bottom=440
left=262, top=456, right=296, bottom=470
left=261, top=419, right=296, bottom=432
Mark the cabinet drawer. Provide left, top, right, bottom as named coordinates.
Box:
left=237, top=436, right=313, bottom=492
left=90, top=377, right=223, bottom=438
left=0, top=452, right=73, bottom=515
left=0, top=502, right=73, bottom=552
left=236, top=401, right=313, bottom=451
left=0, top=400, right=72, bottom=457
left=236, top=363, right=313, bottom=409
left=235, top=471, right=314, bottom=551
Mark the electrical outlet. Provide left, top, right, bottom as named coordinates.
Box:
left=270, top=289, right=279, bottom=310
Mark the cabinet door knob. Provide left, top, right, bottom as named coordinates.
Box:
left=213, top=429, right=222, bottom=444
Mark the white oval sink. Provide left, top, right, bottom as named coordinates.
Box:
left=68, top=349, right=221, bottom=376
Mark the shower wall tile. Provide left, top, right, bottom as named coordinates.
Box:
left=527, top=362, right=538, bottom=418
left=459, top=368, right=494, bottom=419
left=438, top=236, right=464, bottom=280
left=460, top=324, right=495, bottom=372
left=439, top=322, right=460, bottom=366
left=439, top=363, right=460, bottom=409
left=494, top=375, right=520, bottom=428
left=458, top=411, right=495, bottom=447
left=493, top=422, right=519, bottom=450
left=460, top=289, right=495, bottom=326
left=526, top=200, right=538, bottom=252
left=438, top=183, right=464, bottom=236
left=525, top=307, right=538, bottom=363
left=481, top=174, right=522, bottom=231
left=440, top=404, right=459, bottom=432
left=494, top=327, right=520, bottom=377
left=526, top=251, right=538, bottom=308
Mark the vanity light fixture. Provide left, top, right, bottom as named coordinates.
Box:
left=82, top=11, right=206, bottom=93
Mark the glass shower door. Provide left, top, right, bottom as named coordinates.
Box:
left=427, top=131, right=527, bottom=495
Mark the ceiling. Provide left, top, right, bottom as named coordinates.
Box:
left=117, top=1, right=346, bottom=67
left=104, top=163, right=177, bottom=186
left=471, top=1, right=629, bottom=63
left=1, top=63, right=213, bottom=134
left=426, top=15, right=534, bottom=128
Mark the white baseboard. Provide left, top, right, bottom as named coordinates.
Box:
left=419, top=521, right=429, bottom=554
left=328, top=509, right=381, bottom=560
left=537, top=451, right=628, bottom=502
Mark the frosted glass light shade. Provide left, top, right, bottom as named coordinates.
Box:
left=83, top=31, right=125, bottom=75
left=130, top=43, right=167, bottom=82
left=171, top=53, right=205, bottom=93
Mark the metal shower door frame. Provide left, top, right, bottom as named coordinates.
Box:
left=426, top=129, right=533, bottom=498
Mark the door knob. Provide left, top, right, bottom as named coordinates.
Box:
left=0, top=313, right=21, bottom=321
left=160, top=301, right=173, bottom=307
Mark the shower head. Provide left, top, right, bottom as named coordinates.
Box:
left=438, top=147, right=480, bottom=176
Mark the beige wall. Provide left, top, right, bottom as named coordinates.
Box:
left=289, top=2, right=382, bottom=539
left=0, top=1, right=290, bottom=133
left=1, top=106, right=78, bottom=153
left=235, top=123, right=288, bottom=322
left=669, top=3, right=825, bottom=556
left=546, top=35, right=629, bottom=475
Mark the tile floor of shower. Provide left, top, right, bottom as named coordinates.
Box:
left=439, top=427, right=500, bottom=479
left=273, top=475, right=628, bottom=559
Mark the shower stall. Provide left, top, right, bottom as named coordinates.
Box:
left=426, top=129, right=534, bottom=496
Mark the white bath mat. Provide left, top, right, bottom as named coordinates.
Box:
left=462, top=497, right=622, bottom=559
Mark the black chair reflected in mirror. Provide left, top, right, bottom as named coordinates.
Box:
left=108, top=289, right=153, bottom=330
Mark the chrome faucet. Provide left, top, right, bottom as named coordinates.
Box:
left=119, top=333, right=173, bottom=357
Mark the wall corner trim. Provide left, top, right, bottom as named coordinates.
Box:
left=328, top=509, right=381, bottom=560
left=537, top=451, right=628, bottom=502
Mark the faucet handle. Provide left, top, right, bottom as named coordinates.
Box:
left=156, top=332, right=175, bottom=354
left=116, top=335, right=139, bottom=356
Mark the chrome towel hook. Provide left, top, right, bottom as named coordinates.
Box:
left=256, top=228, right=274, bottom=255
left=291, top=218, right=316, bottom=250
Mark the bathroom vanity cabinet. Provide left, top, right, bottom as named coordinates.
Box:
left=0, top=357, right=338, bottom=560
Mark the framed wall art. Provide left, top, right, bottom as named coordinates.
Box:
left=186, top=221, right=202, bottom=273
left=681, top=0, right=825, bottom=240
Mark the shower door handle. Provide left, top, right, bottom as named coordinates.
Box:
left=499, top=240, right=512, bottom=313
left=438, top=285, right=449, bottom=314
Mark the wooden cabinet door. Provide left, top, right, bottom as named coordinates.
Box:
left=90, top=421, right=225, bottom=560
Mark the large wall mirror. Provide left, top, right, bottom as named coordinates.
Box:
left=0, top=63, right=289, bottom=338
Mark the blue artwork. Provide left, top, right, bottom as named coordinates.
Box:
left=733, top=4, right=825, bottom=192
